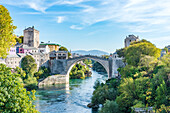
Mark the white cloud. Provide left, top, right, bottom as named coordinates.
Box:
left=56, top=16, right=66, bottom=23
left=70, top=25, right=83, bottom=30
left=2, top=0, right=170, bottom=33
left=20, top=12, right=41, bottom=15
left=148, top=36, right=170, bottom=42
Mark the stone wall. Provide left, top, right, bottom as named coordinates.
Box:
left=38, top=75, right=69, bottom=87
left=23, top=27, right=39, bottom=48
left=49, top=59, right=67, bottom=75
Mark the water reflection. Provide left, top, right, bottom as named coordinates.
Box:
left=35, top=71, right=107, bottom=113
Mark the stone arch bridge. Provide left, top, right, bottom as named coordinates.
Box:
left=49, top=55, right=124, bottom=78
left=39, top=55, right=125, bottom=86
left=66, top=55, right=113, bottom=78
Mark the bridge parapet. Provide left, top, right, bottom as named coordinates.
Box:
left=67, top=55, right=108, bottom=61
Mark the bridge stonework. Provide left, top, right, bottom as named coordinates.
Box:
left=39, top=55, right=125, bottom=86
left=49, top=55, right=125, bottom=78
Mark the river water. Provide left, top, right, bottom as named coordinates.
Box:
left=34, top=70, right=107, bottom=113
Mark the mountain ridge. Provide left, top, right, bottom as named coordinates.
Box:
left=72, top=50, right=109, bottom=56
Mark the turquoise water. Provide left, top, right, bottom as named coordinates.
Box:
left=34, top=70, right=107, bottom=113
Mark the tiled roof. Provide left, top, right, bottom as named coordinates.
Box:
left=40, top=43, right=60, bottom=46
left=38, top=44, right=47, bottom=48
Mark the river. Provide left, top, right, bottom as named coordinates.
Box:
left=34, top=70, right=108, bottom=113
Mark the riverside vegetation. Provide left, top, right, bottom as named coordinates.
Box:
left=69, top=59, right=92, bottom=79
left=0, top=5, right=38, bottom=112
left=90, top=40, right=170, bottom=113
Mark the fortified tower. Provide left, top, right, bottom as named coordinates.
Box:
left=23, top=26, right=39, bottom=48
left=124, top=35, right=139, bottom=47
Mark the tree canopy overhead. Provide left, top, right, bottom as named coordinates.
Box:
left=0, top=5, right=17, bottom=58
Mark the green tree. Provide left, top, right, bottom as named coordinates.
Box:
left=118, top=65, right=139, bottom=78
left=83, top=59, right=92, bottom=65
left=14, top=66, right=26, bottom=79
left=116, top=48, right=126, bottom=57
left=19, top=36, right=24, bottom=43
left=15, top=37, right=22, bottom=43
left=0, top=64, right=38, bottom=113
left=34, top=66, right=51, bottom=80
left=116, top=77, right=150, bottom=112
left=59, top=46, right=71, bottom=58
left=59, top=46, right=68, bottom=51
left=0, top=5, right=17, bottom=58
left=21, top=55, right=37, bottom=75
left=99, top=100, right=119, bottom=113
left=163, top=47, right=168, bottom=53
left=24, top=75, right=38, bottom=90
left=92, top=62, right=107, bottom=73
left=69, top=63, right=91, bottom=79
left=92, top=85, right=117, bottom=105
left=124, top=40, right=161, bottom=66
left=155, top=80, right=168, bottom=108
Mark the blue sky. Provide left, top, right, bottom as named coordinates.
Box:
left=1, top=0, right=170, bottom=53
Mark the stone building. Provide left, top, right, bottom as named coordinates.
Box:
left=40, top=42, right=60, bottom=52
left=124, top=35, right=139, bottom=47
left=4, top=43, right=49, bottom=69
left=57, top=51, right=68, bottom=59
left=23, top=26, right=39, bottom=48
left=166, top=45, right=170, bottom=53
left=3, top=26, right=65, bottom=70
left=49, top=50, right=68, bottom=60
left=161, top=49, right=167, bottom=57
left=5, top=54, right=21, bottom=68
left=38, top=44, right=50, bottom=54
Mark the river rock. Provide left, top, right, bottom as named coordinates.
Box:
left=87, top=103, right=93, bottom=108
left=87, top=103, right=99, bottom=109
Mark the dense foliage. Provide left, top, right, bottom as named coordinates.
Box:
left=0, top=64, right=38, bottom=112
left=91, top=40, right=169, bottom=113
left=59, top=46, right=68, bottom=51
left=99, top=100, right=119, bottom=113
left=116, top=48, right=125, bottom=58
left=20, top=55, right=38, bottom=90
left=15, top=36, right=23, bottom=43
left=69, top=63, right=92, bottom=79
left=125, top=39, right=161, bottom=66
left=34, top=66, right=51, bottom=80
left=92, top=79, right=119, bottom=105
left=0, top=5, right=17, bottom=58
left=92, top=62, right=107, bottom=73
left=21, top=55, right=37, bottom=75
left=83, top=59, right=92, bottom=66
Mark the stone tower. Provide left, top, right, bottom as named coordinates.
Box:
left=124, top=35, right=139, bottom=47
left=23, top=26, right=39, bottom=48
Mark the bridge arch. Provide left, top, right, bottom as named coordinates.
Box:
left=66, top=55, right=110, bottom=78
